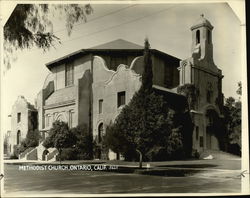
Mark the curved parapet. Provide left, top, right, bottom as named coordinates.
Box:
left=92, top=56, right=115, bottom=84
left=105, top=64, right=141, bottom=85
left=130, top=56, right=144, bottom=76
left=42, top=73, right=55, bottom=89
left=11, top=95, right=36, bottom=113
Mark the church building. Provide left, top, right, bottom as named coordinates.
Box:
left=35, top=15, right=224, bottom=160
left=8, top=96, right=38, bottom=156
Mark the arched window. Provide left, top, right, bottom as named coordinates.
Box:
left=207, top=90, right=211, bottom=103
left=196, top=30, right=200, bottom=44
left=17, top=130, right=21, bottom=145
left=207, top=30, right=211, bottom=44
left=56, top=113, right=66, bottom=123
left=98, top=123, right=104, bottom=143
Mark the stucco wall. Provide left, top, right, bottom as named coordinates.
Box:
left=9, top=96, right=37, bottom=155
left=40, top=55, right=93, bottom=130
left=92, top=59, right=141, bottom=140
left=44, top=104, right=76, bottom=129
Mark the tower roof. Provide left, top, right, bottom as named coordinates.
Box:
left=191, top=14, right=213, bottom=30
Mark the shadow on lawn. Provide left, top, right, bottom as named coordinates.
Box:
left=105, top=166, right=203, bottom=177
left=156, top=164, right=217, bottom=168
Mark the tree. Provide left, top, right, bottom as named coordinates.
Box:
left=19, top=129, right=41, bottom=153
left=104, top=91, right=173, bottom=163
left=223, top=82, right=241, bottom=155
left=43, top=121, right=75, bottom=162
left=4, top=4, right=93, bottom=70
left=141, top=38, right=153, bottom=92
left=70, top=125, right=93, bottom=160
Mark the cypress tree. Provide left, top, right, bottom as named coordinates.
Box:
left=141, top=38, right=153, bottom=92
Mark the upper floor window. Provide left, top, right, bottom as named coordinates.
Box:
left=65, top=62, right=74, bottom=86
left=117, top=91, right=126, bottom=108
left=17, top=113, right=21, bottom=123
left=196, top=30, right=200, bottom=44
left=164, top=63, right=173, bottom=88
left=207, top=90, right=213, bottom=103
left=99, top=99, right=103, bottom=114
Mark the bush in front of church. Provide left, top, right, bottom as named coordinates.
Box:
left=43, top=121, right=93, bottom=160
left=20, top=129, right=41, bottom=152
left=70, top=125, right=93, bottom=160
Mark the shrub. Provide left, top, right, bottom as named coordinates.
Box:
left=70, top=125, right=93, bottom=160
left=59, top=148, right=77, bottom=161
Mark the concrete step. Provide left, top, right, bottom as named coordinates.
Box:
left=19, top=147, right=35, bottom=159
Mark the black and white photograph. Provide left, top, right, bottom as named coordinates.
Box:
left=0, top=0, right=248, bottom=197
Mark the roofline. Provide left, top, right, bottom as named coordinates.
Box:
left=45, top=48, right=180, bottom=70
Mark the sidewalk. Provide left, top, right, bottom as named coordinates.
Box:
left=4, top=157, right=241, bottom=171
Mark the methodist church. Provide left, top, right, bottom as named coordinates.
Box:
left=9, top=15, right=224, bottom=160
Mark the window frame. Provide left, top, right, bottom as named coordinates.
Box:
left=99, top=99, right=103, bottom=114
left=17, top=112, right=21, bottom=123
left=117, top=91, right=126, bottom=108
left=65, top=62, right=74, bottom=87
left=200, top=136, right=204, bottom=147
left=196, top=30, right=200, bottom=44
left=196, top=126, right=199, bottom=140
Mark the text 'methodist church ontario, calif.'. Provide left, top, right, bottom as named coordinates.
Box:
left=8, top=15, right=224, bottom=161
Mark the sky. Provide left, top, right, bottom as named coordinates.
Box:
left=1, top=2, right=244, bottom=133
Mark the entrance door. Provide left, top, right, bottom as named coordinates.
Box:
left=42, top=150, right=49, bottom=161
left=206, top=127, right=212, bottom=149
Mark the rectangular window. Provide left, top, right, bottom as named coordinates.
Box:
left=46, top=115, right=50, bottom=127
left=99, top=99, right=103, bottom=114
left=17, top=113, right=21, bottom=123
left=65, top=62, right=74, bottom=86
left=69, top=111, right=74, bottom=128
left=196, top=126, right=199, bottom=140
left=117, top=91, right=126, bottom=108
left=200, top=136, right=204, bottom=147
left=164, top=63, right=173, bottom=88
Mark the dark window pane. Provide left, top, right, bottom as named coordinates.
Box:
left=117, top=91, right=126, bottom=107
left=99, top=99, right=103, bottom=114
left=17, top=113, right=21, bottom=123
left=98, top=123, right=104, bottom=143
left=65, top=62, right=74, bottom=86
left=200, top=136, right=203, bottom=147
left=196, top=126, right=199, bottom=140
left=17, top=130, right=21, bottom=145
left=207, top=30, right=211, bottom=44
left=196, top=30, right=200, bottom=44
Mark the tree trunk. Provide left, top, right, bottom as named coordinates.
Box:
left=136, top=149, right=143, bottom=169
left=59, top=148, right=62, bottom=164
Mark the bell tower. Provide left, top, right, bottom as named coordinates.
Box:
left=178, top=14, right=224, bottom=153
left=191, top=14, right=214, bottom=64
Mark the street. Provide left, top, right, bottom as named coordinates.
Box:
left=3, top=159, right=242, bottom=195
